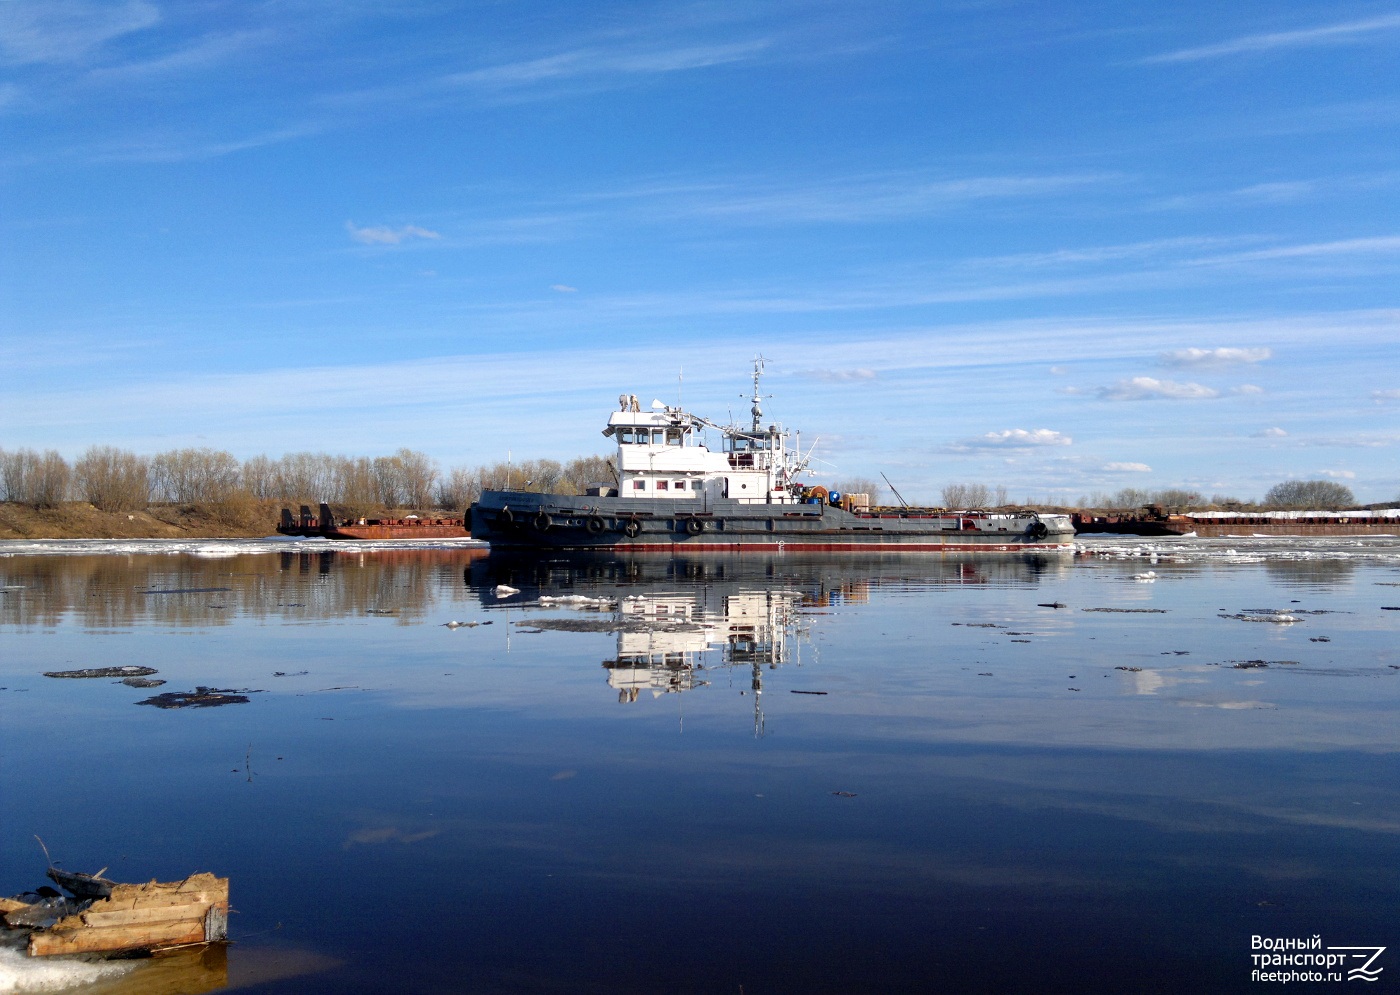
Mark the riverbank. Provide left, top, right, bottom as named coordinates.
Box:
left=0, top=500, right=281, bottom=540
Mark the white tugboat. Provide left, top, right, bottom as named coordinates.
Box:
left=469, top=360, right=1074, bottom=551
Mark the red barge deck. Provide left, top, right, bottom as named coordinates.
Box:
left=278, top=503, right=471, bottom=540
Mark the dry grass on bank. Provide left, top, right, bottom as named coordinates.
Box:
left=0, top=500, right=287, bottom=540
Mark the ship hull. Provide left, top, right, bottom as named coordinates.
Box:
left=469, top=491, right=1075, bottom=552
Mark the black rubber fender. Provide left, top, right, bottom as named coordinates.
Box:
left=534, top=511, right=552, bottom=532
left=1026, top=520, right=1049, bottom=540
left=586, top=515, right=606, bottom=534
left=623, top=519, right=642, bottom=538
left=684, top=518, right=704, bottom=536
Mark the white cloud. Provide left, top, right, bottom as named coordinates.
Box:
left=1232, top=384, right=1264, bottom=395
left=1254, top=427, right=1288, bottom=438
left=796, top=368, right=876, bottom=383
left=1372, top=389, right=1400, bottom=403
left=1141, top=13, right=1400, bottom=64
left=345, top=222, right=441, bottom=246
left=964, top=429, right=1072, bottom=449
left=1103, top=462, right=1152, bottom=473
left=551, top=284, right=578, bottom=293
left=1097, top=377, right=1219, bottom=401
left=0, top=0, right=159, bottom=66
left=1321, top=469, right=1356, bottom=479
left=1049, top=365, right=1067, bottom=375
left=1159, top=347, right=1271, bottom=367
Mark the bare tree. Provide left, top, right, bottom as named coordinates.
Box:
left=395, top=448, right=438, bottom=508
left=561, top=455, right=616, bottom=495
left=436, top=467, right=481, bottom=510
left=1152, top=489, right=1203, bottom=509
left=833, top=477, right=883, bottom=504
left=941, top=483, right=991, bottom=508
left=1264, top=480, right=1355, bottom=509
left=151, top=448, right=241, bottom=503
left=241, top=454, right=277, bottom=500
left=74, top=446, right=149, bottom=512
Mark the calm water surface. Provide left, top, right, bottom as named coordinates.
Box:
left=1, top=538, right=1398, bottom=994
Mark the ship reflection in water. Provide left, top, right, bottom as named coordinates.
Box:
left=605, top=588, right=813, bottom=734
left=470, top=550, right=1070, bottom=731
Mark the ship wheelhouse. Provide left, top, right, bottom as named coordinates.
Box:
left=601, top=393, right=798, bottom=504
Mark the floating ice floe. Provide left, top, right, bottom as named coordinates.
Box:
left=0, top=536, right=486, bottom=558
left=1132, top=570, right=1157, bottom=582
left=538, top=595, right=616, bottom=609
left=494, top=585, right=520, bottom=598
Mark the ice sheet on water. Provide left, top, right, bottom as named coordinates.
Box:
left=0, top=537, right=487, bottom=557
left=1077, top=535, right=1400, bottom=564
left=0, top=946, right=133, bottom=991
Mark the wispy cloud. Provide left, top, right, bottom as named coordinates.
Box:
left=960, top=429, right=1071, bottom=449
left=346, top=222, right=441, bottom=246
left=1320, top=469, right=1356, bottom=479
left=0, top=0, right=159, bottom=66
left=91, top=123, right=324, bottom=163
left=1192, top=235, right=1400, bottom=265
left=1103, top=462, right=1151, bottom=472
left=1141, top=13, right=1400, bottom=64
left=1159, top=347, right=1271, bottom=367
left=651, top=172, right=1117, bottom=226
left=1253, top=427, right=1288, bottom=438
left=83, top=29, right=273, bottom=82
left=1097, top=377, right=1219, bottom=401
left=446, top=39, right=771, bottom=95
left=1232, top=384, right=1264, bottom=395
left=550, top=284, right=578, bottom=293
left=796, top=368, right=877, bottom=383
left=1372, top=389, right=1400, bottom=403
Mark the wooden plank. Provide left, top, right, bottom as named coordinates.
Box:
left=28, top=915, right=213, bottom=956
left=81, top=903, right=211, bottom=928
left=94, top=889, right=221, bottom=910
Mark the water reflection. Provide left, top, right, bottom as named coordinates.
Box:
left=469, top=549, right=1071, bottom=594
left=0, top=549, right=487, bottom=629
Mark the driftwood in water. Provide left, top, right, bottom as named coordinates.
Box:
left=25, top=873, right=228, bottom=957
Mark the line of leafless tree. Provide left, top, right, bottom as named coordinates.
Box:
left=0, top=446, right=622, bottom=515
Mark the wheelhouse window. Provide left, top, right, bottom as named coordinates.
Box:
left=632, top=480, right=646, bottom=490
left=656, top=480, right=669, bottom=491
left=665, top=428, right=683, bottom=446
left=618, top=428, right=636, bottom=444
left=674, top=481, right=686, bottom=491
left=691, top=481, right=704, bottom=491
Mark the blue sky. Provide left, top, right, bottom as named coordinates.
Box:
left=2, top=1, right=1398, bottom=503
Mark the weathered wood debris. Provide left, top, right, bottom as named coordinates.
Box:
left=2, top=867, right=228, bottom=957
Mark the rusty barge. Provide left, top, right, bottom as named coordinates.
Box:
left=278, top=503, right=471, bottom=540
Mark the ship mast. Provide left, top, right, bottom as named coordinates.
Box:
left=750, top=355, right=767, bottom=433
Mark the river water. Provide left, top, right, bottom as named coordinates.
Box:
left=1, top=537, right=1397, bottom=993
